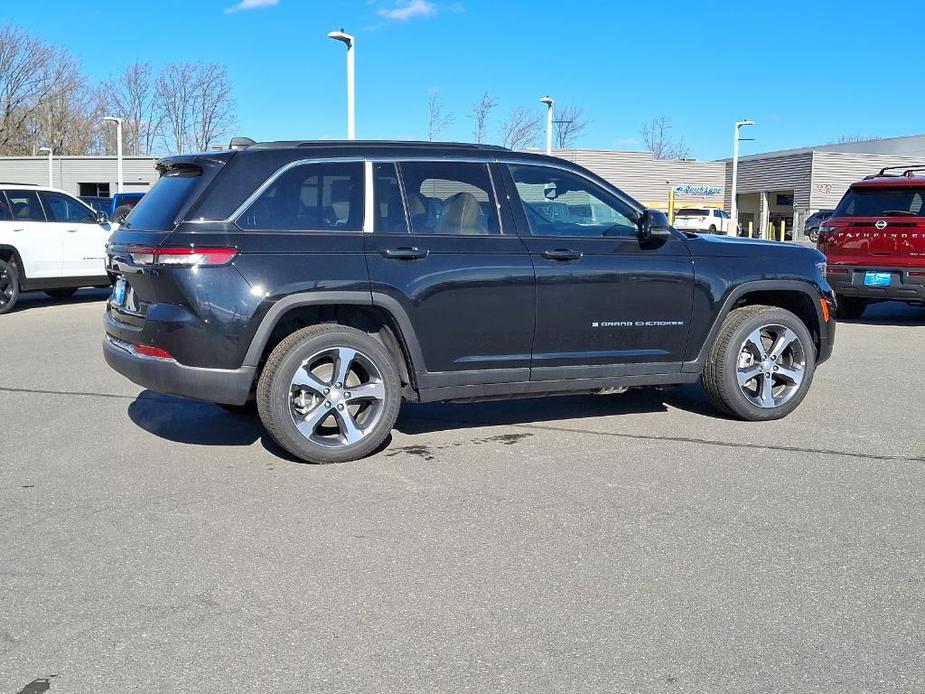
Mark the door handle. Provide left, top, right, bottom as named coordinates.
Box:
left=542, top=248, right=583, bottom=261
left=382, top=247, right=429, bottom=260
left=66, top=228, right=79, bottom=233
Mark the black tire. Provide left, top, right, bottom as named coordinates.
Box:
left=45, top=287, right=79, bottom=300
left=702, top=305, right=816, bottom=421
left=807, top=227, right=820, bottom=243
left=0, top=259, right=20, bottom=315
left=257, top=324, right=401, bottom=464
left=834, top=295, right=867, bottom=320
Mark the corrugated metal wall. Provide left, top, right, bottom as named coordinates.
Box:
left=810, top=152, right=925, bottom=208
left=553, top=150, right=726, bottom=209
left=0, top=156, right=159, bottom=196
left=721, top=153, right=813, bottom=210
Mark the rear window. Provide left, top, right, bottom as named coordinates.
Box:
left=123, top=166, right=202, bottom=229
left=676, top=208, right=708, bottom=216
left=834, top=188, right=925, bottom=217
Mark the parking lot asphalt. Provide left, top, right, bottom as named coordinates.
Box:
left=2, top=289, right=924, bottom=694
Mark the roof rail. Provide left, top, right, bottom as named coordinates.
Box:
left=874, top=164, right=925, bottom=177
left=0, top=181, right=39, bottom=186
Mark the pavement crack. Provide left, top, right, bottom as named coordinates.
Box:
left=403, top=415, right=925, bottom=464
left=0, top=386, right=136, bottom=401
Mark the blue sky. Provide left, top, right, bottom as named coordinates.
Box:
left=4, top=0, right=922, bottom=160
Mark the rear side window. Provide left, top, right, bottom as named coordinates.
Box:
left=238, top=162, right=364, bottom=231
left=125, top=166, right=202, bottom=229
left=39, top=191, right=95, bottom=223
left=374, top=163, right=407, bottom=233
left=398, top=162, right=501, bottom=235
left=0, top=194, right=12, bottom=221
left=835, top=187, right=925, bottom=217
left=4, top=190, right=45, bottom=221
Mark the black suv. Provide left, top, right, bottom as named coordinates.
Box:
left=103, top=141, right=835, bottom=463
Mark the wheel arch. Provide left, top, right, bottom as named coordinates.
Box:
left=0, top=245, right=25, bottom=277
left=242, top=291, right=423, bottom=393
left=690, top=280, right=826, bottom=369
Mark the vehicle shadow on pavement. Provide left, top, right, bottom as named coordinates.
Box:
left=395, top=387, right=707, bottom=435
left=839, top=302, right=925, bottom=326
left=128, top=391, right=264, bottom=447
left=11, top=287, right=112, bottom=312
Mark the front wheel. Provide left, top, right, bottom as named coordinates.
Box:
left=0, top=259, right=20, bottom=315
left=257, top=324, right=401, bottom=464
left=807, top=227, right=820, bottom=243
left=702, top=305, right=816, bottom=421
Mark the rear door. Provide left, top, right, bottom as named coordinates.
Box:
left=502, top=163, right=694, bottom=379
left=39, top=190, right=109, bottom=277
left=364, top=161, right=535, bottom=387
left=823, top=185, right=925, bottom=267
left=1, top=189, right=61, bottom=278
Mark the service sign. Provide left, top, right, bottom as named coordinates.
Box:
left=673, top=184, right=723, bottom=196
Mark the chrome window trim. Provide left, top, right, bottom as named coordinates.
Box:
left=185, top=154, right=645, bottom=226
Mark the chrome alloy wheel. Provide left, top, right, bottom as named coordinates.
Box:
left=736, top=324, right=806, bottom=409
left=289, top=346, right=386, bottom=448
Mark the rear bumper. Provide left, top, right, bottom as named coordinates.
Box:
left=828, top=266, right=925, bottom=303
left=103, top=335, right=255, bottom=405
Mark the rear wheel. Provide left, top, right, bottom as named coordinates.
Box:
left=45, top=287, right=78, bottom=300
left=807, top=227, right=820, bottom=243
left=257, top=324, right=401, bottom=464
left=702, top=305, right=816, bottom=421
left=0, top=259, right=20, bottom=315
left=834, top=295, right=867, bottom=320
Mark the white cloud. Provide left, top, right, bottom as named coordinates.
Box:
left=379, top=0, right=438, bottom=21
left=225, top=0, right=278, bottom=14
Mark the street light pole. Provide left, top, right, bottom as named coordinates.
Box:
left=103, top=116, right=124, bottom=193
left=328, top=30, right=356, bottom=140
left=38, top=147, right=53, bottom=187
left=730, top=119, right=755, bottom=235
left=540, top=97, right=554, bottom=155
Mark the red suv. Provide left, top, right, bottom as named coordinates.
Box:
left=819, top=166, right=925, bottom=319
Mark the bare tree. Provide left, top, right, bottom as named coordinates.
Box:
left=157, top=63, right=196, bottom=154
left=426, top=90, right=454, bottom=141
left=640, top=116, right=690, bottom=160
left=553, top=104, right=589, bottom=150
left=499, top=107, right=540, bottom=150
left=469, top=92, right=497, bottom=144
left=189, top=63, right=236, bottom=152
left=0, top=24, right=68, bottom=154
left=103, top=62, right=161, bottom=155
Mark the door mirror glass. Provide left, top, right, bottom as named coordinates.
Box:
left=638, top=209, right=671, bottom=241
left=96, top=210, right=109, bottom=225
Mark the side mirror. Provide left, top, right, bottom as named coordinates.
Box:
left=638, top=209, right=671, bottom=241
left=96, top=210, right=110, bottom=225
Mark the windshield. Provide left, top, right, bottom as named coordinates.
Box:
left=835, top=188, right=925, bottom=217
left=676, top=208, right=708, bottom=216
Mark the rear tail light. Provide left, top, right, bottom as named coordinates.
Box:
left=127, top=246, right=237, bottom=267
left=909, top=271, right=925, bottom=278
left=132, top=343, right=174, bottom=360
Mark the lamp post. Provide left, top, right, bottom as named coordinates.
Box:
left=328, top=29, right=356, bottom=140
left=730, top=119, right=755, bottom=235
left=540, top=96, right=554, bottom=155
left=38, top=147, right=53, bottom=187
left=103, top=116, right=124, bottom=193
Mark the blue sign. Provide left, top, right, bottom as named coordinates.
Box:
left=673, top=184, right=723, bottom=196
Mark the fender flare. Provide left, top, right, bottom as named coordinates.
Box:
left=0, top=245, right=26, bottom=280
left=685, top=279, right=826, bottom=371
left=241, top=290, right=425, bottom=373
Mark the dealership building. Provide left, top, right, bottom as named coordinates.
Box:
left=2, top=134, right=923, bottom=237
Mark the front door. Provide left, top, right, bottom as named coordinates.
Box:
left=1, top=189, right=62, bottom=279
left=365, top=161, right=535, bottom=389
left=39, top=190, right=109, bottom=277
left=502, top=164, right=695, bottom=380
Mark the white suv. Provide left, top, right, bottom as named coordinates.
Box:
left=0, top=185, right=114, bottom=314
left=673, top=207, right=732, bottom=234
